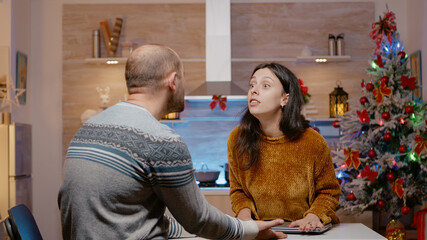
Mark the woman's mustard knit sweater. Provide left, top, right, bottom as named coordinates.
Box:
left=227, top=126, right=340, bottom=224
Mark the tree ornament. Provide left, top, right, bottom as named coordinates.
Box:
left=414, top=134, right=426, bottom=155
left=357, top=109, right=370, bottom=123
left=370, top=11, right=396, bottom=54
left=373, top=81, right=392, bottom=103
left=392, top=178, right=404, bottom=198
left=386, top=172, right=395, bottom=182
left=344, top=148, right=361, bottom=169
left=401, top=205, right=410, bottom=215
left=332, top=120, right=340, bottom=128
left=347, top=191, right=356, bottom=201
left=381, top=111, right=390, bottom=121
left=360, top=96, right=368, bottom=105
left=383, top=132, right=393, bottom=142
left=377, top=199, right=386, bottom=209
left=398, top=145, right=407, bottom=153
left=381, top=76, right=389, bottom=84
left=405, top=105, right=414, bottom=114
left=400, top=75, right=416, bottom=90
left=374, top=54, right=384, bottom=68
left=397, top=51, right=406, bottom=59
left=337, top=178, right=342, bottom=184
left=385, top=219, right=406, bottom=240
left=361, top=165, right=378, bottom=182
left=366, top=83, right=374, bottom=92
left=368, top=149, right=376, bottom=158
left=361, top=80, right=365, bottom=88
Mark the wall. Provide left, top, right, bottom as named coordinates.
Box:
left=6, top=1, right=423, bottom=240
left=30, top=0, right=63, bottom=239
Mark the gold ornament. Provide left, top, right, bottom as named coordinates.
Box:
left=385, top=219, right=406, bottom=240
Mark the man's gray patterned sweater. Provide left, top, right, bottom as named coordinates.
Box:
left=58, top=102, right=257, bottom=240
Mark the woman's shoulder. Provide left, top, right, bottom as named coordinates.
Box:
left=299, top=127, right=329, bottom=149
left=229, top=126, right=241, bottom=139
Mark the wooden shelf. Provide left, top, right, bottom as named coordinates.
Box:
left=296, top=55, right=351, bottom=63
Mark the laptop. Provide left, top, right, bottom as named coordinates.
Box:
left=272, top=222, right=333, bottom=234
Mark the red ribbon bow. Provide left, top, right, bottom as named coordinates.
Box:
left=373, top=81, right=392, bottom=103
left=391, top=178, right=404, bottom=198
left=209, top=94, right=227, bottom=111
left=356, top=109, right=370, bottom=124
left=374, top=55, right=384, bottom=68
left=370, top=11, right=396, bottom=55
left=400, top=75, right=416, bottom=90
left=360, top=165, right=378, bottom=182
left=414, top=135, right=426, bottom=155
left=344, top=148, right=360, bottom=169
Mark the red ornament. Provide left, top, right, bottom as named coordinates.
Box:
left=382, top=112, right=390, bottom=121
left=332, top=120, right=340, bottom=128
left=360, top=96, right=368, bottom=105
left=361, top=80, right=365, bottom=88
left=312, top=126, right=320, bottom=133
left=377, top=200, right=386, bottom=209
left=366, top=83, right=374, bottom=92
left=381, top=76, right=389, bottom=84
left=368, top=149, right=377, bottom=158
left=347, top=192, right=356, bottom=201
left=405, top=105, right=414, bottom=114
left=386, top=172, right=395, bottom=182
left=415, top=135, right=423, bottom=142
left=401, top=205, right=410, bottom=215
left=398, top=51, right=406, bottom=59
left=383, top=132, right=393, bottom=142
left=337, top=178, right=342, bottom=184
left=398, top=145, right=407, bottom=153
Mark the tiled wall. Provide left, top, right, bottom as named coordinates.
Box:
left=163, top=97, right=340, bottom=184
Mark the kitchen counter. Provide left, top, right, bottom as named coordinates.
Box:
left=180, top=223, right=386, bottom=240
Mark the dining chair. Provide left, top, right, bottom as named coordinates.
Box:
left=2, top=204, right=43, bottom=240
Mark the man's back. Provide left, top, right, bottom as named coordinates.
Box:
left=58, top=102, right=194, bottom=239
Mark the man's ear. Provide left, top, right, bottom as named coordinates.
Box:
left=167, top=71, right=178, bottom=92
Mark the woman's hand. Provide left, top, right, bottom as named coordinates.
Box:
left=255, top=219, right=287, bottom=239
left=288, top=213, right=323, bottom=232
left=237, top=208, right=253, bottom=221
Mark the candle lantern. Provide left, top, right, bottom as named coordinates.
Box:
left=329, top=81, right=348, bottom=118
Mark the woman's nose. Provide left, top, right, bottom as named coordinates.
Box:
left=250, top=87, right=259, bottom=95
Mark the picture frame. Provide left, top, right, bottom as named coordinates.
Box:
left=409, top=50, right=422, bottom=99
left=16, top=51, right=27, bottom=104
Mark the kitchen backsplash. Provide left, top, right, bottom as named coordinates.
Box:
left=162, top=97, right=340, bottom=184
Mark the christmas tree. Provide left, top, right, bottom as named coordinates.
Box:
left=332, top=10, right=427, bottom=219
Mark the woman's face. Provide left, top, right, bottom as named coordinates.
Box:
left=248, top=68, right=289, bottom=120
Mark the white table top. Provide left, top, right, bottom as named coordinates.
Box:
left=182, top=223, right=386, bottom=240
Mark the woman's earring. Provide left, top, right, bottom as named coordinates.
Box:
left=281, top=104, right=285, bottom=109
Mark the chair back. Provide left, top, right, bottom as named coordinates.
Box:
left=5, top=204, right=43, bottom=240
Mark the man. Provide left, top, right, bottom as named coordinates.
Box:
left=58, top=44, right=286, bottom=239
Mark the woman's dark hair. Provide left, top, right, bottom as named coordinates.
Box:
left=233, top=62, right=310, bottom=170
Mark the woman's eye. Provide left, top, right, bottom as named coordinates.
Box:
left=264, top=84, right=270, bottom=88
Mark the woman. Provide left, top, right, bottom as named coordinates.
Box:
left=227, top=63, right=340, bottom=232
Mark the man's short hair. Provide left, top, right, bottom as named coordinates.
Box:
left=125, top=44, right=182, bottom=91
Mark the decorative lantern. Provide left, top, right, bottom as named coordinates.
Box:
left=329, top=81, right=348, bottom=118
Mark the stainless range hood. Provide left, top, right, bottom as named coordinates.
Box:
left=188, top=81, right=247, bottom=96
